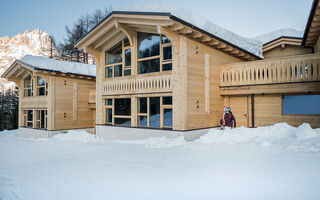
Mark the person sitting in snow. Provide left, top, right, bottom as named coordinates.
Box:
left=221, top=107, right=236, bottom=129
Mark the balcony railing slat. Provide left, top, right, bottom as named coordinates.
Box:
left=220, top=54, right=320, bottom=87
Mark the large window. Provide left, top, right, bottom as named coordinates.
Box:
left=137, top=96, right=172, bottom=129
left=23, top=110, right=47, bottom=129
left=103, top=98, right=131, bottom=126
left=137, top=32, right=172, bottom=74
left=35, top=110, right=47, bottom=129
left=23, top=110, right=33, bottom=128
left=36, top=77, right=48, bottom=96
left=24, top=75, right=33, bottom=97
left=105, top=38, right=131, bottom=79
left=283, top=95, right=320, bottom=114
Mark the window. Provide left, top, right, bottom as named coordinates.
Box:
left=25, top=110, right=33, bottom=128
left=138, top=32, right=160, bottom=59
left=138, top=58, right=160, bottom=74
left=105, top=41, right=122, bottom=65
left=105, top=108, right=112, bottom=124
left=104, top=99, right=113, bottom=124
left=136, top=96, right=173, bottom=129
left=149, top=97, right=160, bottom=128
left=114, top=65, right=122, bottom=77
left=35, top=110, right=47, bottom=129
left=104, top=38, right=131, bottom=79
left=114, top=98, right=131, bottom=126
left=105, top=99, right=112, bottom=106
left=115, top=98, right=131, bottom=116
left=24, top=75, right=33, bottom=97
left=137, top=32, right=172, bottom=74
left=36, top=77, right=48, bottom=96
left=283, top=95, right=320, bottom=114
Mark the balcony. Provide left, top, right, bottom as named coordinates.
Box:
left=102, top=72, right=172, bottom=96
left=220, top=53, right=320, bottom=87
left=21, top=96, right=47, bottom=109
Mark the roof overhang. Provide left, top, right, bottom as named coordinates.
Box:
left=75, top=11, right=261, bottom=61
left=302, top=0, right=320, bottom=47
left=2, top=60, right=95, bottom=81
left=263, top=36, right=303, bottom=52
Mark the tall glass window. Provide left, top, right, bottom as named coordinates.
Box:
left=105, top=41, right=122, bottom=65
left=36, top=77, right=48, bottom=96
left=24, top=75, right=32, bottom=97
left=149, top=97, right=160, bottom=128
left=138, top=32, right=160, bottom=59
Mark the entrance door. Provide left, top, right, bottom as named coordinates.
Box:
left=228, top=96, right=249, bottom=127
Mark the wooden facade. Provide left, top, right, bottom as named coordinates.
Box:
left=73, top=3, right=320, bottom=131
left=2, top=61, right=96, bottom=132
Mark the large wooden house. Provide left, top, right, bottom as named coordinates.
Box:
left=2, top=55, right=96, bottom=137
left=74, top=1, right=320, bottom=139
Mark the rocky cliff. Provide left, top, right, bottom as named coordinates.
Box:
left=0, top=29, right=60, bottom=91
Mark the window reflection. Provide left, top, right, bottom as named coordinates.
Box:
left=105, top=41, right=122, bottom=65
left=138, top=32, right=160, bottom=59
left=138, top=58, right=160, bottom=74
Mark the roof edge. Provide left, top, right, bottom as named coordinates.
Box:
left=75, top=11, right=263, bottom=60
left=302, top=0, right=319, bottom=47
left=263, top=36, right=303, bottom=46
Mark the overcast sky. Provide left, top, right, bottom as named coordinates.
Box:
left=0, top=0, right=313, bottom=44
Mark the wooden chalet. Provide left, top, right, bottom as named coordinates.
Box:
left=73, top=1, right=320, bottom=139
left=2, top=55, right=96, bottom=137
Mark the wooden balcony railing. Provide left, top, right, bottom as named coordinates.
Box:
left=220, top=53, right=320, bottom=87
left=21, top=96, right=47, bottom=108
left=89, top=89, right=96, bottom=104
left=102, top=73, right=172, bottom=95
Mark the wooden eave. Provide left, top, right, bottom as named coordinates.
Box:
left=75, top=12, right=262, bottom=61
left=262, top=37, right=303, bottom=52
left=1, top=61, right=96, bottom=81
left=302, top=0, right=320, bottom=47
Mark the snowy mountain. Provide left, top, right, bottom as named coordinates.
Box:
left=0, top=29, right=60, bottom=91
left=253, top=28, right=304, bottom=44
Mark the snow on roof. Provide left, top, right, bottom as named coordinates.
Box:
left=120, top=3, right=263, bottom=59
left=253, top=28, right=304, bottom=44
left=19, top=55, right=96, bottom=77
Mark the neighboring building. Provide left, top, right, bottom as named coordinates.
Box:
left=1, top=55, right=96, bottom=138
left=220, top=0, right=320, bottom=128
left=75, top=2, right=320, bottom=140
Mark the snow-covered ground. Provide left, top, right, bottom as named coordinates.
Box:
left=1, top=123, right=320, bottom=200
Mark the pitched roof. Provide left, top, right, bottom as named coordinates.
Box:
left=75, top=4, right=263, bottom=59
left=18, top=55, right=96, bottom=77
left=253, top=28, right=303, bottom=45
left=302, top=0, right=320, bottom=47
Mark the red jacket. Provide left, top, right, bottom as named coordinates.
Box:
left=224, top=112, right=236, bottom=128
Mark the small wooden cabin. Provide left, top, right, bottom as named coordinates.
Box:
left=74, top=3, right=320, bottom=139
left=2, top=55, right=96, bottom=137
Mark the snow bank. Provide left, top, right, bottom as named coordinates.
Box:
left=120, top=3, right=263, bottom=58
left=52, top=130, right=105, bottom=143
left=197, top=123, right=320, bottom=152
left=19, top=55, right=96, bottom=77
left=253, top=28, right=303, bottom=44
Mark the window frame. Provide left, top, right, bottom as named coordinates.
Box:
left=104, top=39, right=131, bottom=79
left=36, top=76, right=48, bottom=96
left=137, top=33, right=172, bottom=74
left=23, top=75, right=33, bottom=97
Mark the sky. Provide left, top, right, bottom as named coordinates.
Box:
left=0, top=0, right=313, bottom=44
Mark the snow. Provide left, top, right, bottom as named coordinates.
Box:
left=19, top=55, right=96, bottom=77
left=253, top=28, right=304, bottom=44
left=120, top=3, right=263, bottom=59
left=1, top=123, right=320, bottom=199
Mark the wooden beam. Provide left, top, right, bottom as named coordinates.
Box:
left=179, top=27, right=193, bottom=34
left=209, top=40, right=220, bottom=46
left=217, top=43, right=227, bottom=49
left=224, top=46, right=233, bottom=52
left=201, top=36, right=211, bottom=43
left=50, top=72, right=57, bottom=75
left=14, top=69, right=25, bottom=78
left=169, top=23, right=185, bottom=31
left=231, top=49, right=240, bottom=54
left=191, top=32, right=202, bottom=39
left=115, top=21, right=135, bottom=47
left=92, top=28, right=121, bottom=50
